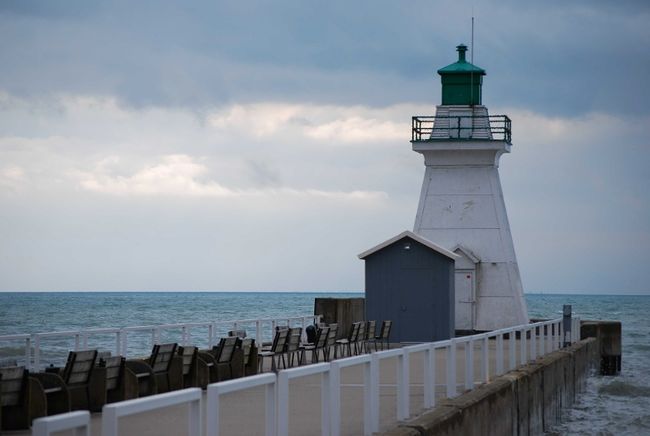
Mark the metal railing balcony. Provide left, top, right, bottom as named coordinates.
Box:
left=411, top=114, right=512, bottom=144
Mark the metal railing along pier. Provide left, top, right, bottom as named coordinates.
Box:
left=0, top=314, right=322, bottom=371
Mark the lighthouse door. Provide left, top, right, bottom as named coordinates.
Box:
left=455, top=271, right=475, bottom=331
left=449, top=111, right=473, bottom=139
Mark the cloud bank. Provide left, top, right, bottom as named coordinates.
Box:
left=0, top=1, right=649, bottom=293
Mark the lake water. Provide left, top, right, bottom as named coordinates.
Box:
left=1, top=291, right=648, bottom=434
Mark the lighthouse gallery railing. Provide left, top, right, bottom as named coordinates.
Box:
left=412, top=114, right=511, bottom=143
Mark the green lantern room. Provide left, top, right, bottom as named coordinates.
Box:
left=438, top=44, right=485, bottom=106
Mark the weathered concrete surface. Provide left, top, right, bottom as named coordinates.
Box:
left=385, top=338, right=598, bottom=436
left=581, top=320, right=622, bottom=375
left=409, top=378, right=515, bottom=436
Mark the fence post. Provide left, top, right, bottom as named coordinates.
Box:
left=115, top=331, right=122, bottom=357
left=363, top=359, right=372, bottom=436
left=563, top=305, right=572, bottom=347
left=397, top=350, right=409, bottom=421
left=34, top=335, right=41, bottom=371
left=188, top=396, right=202, bottom=436
left=530, top=326, right=537, bottom=361
left=509, top=329, right=516, bottom=371
left=277, top=371, right=289, bottom=436
left=370, top=354, right=380, bottom=433
left=424, top=346, right=435, bottom=408
left=207, top=384, right=218, bottom=436
left=122, top=331, right=128, bottom=358
left=573, top=317, right=580, bottom=343
left=464, top=339, right=474, bottom=390
left=481, top=336, right=489, bottom=383
left=102, top=406, right=118, bottom=436
left=183, top=326, right=191, bottom=345
left=321, top=371, right=331, bottom=436
left=25, top=337, right=32, bottom=371
left=520, top=328, right=527, bottom=364
left=496, top=333, right=504, bottom=375
left=266, top=382, right=276, bottom=436
left=329, top=363, right=342, bottom=436
left=447, top=340, right=457, bottom=398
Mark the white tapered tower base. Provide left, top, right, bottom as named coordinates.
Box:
left=413, top=106, right=528, bottom=331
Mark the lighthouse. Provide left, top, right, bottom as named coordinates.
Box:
left=411, top=44, right=528, bottom=331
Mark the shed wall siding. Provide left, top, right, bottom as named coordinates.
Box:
left=364, top=236, right=455, bottom=343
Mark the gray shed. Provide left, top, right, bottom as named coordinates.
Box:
left=358, top=231, right=459, bottom=343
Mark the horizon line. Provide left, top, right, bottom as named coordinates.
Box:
left=1, top=289, right=649, bottom=296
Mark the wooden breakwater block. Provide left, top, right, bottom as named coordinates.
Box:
left=314, top=297, right=365, bottom=340
left=581, top=320, right=622, bottom=375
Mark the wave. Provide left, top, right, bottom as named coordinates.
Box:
left=598, top=380, right=650, bottom=398
left=629, top=343, right=650, bottom=352
left=0, top=346, right=31, bottom=359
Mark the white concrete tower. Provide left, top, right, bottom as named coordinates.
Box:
left=412, top=44, right=528, bottom=331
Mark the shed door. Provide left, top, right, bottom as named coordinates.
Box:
left=455, top=271, right=475, bottom=331
left=395, top=269, right=436, bottom=342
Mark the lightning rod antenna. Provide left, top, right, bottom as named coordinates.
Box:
left=470, top=12, right=475, bottom=107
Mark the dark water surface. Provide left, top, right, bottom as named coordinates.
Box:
left=527, top=294, right=650, bottom=436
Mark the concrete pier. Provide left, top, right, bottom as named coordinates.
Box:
left=6, top=339, right=583, bottom=435
left=381, top=338, right=599, bottom=435
left=6, top=321, right=614, bottom=436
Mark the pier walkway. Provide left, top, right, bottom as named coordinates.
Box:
left=10, top=327, right=577, bottom=436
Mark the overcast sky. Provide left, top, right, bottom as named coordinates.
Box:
left=1, top=1, right=648, bottom=293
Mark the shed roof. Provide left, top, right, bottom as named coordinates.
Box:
left=358, top=230, right=460, bottom=260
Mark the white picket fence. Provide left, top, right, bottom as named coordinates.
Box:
left=30, top=317, right=581, bottom=436
left=0, top=314, right=321, bottom=371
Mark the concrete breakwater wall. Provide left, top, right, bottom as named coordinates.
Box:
left=382, top=337, right=599, bottom=436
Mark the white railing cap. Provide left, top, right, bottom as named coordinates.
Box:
left=81, top=328, right=122, bottom=334
left=0, top=333, right=31, bottom=340
left=32, top=410, right=90, bottom=434
left=431, top=339, right=452, bottom=348
left=35, top=330, right=82, bottom=338
left=121, top=325, right=158, bottom=331
left=280, top=362, right=330, bottom=379
left=104, top=388, right=202, bottom=417
left=403, top=342, right=432, bottom=353
left=373, top=348, right=404, bottom=359
left=330, top=354, right=372, bottom=369
left=208, top=372, right=276, bottom=394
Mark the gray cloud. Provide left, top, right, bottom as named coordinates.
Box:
left=0, top=1, right=649, bottom=293
left=1, top=1, right=648, bottom=114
